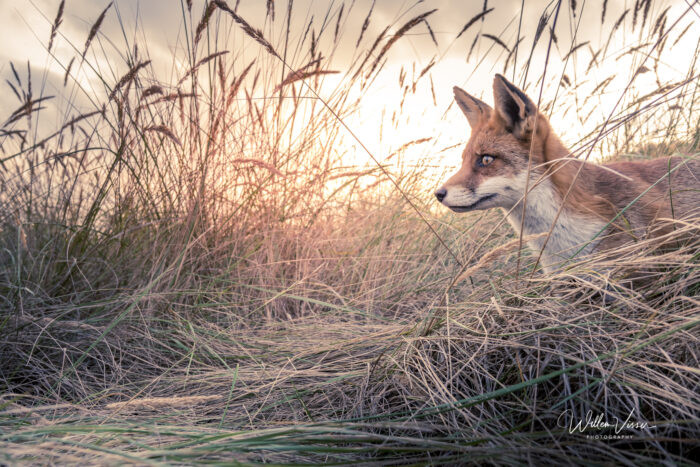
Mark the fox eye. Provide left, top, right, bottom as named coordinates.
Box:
left=478, top=154, right=495, bottom=167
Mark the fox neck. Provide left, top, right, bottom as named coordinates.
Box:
left=504, top=177, right=605, bottom=272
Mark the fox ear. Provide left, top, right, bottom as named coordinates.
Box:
left=492, top=74, right=536, bottom=139
left=453, top=86, right=491, bottom=128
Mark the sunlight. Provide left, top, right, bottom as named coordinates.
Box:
left=1, top=1, right=698, bottom=464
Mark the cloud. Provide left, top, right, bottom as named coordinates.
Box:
left=0, top=0, right=696, bottom=160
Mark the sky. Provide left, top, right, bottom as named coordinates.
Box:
left=1, top=0, right=698, bottom=173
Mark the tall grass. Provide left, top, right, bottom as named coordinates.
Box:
left=1, top=0, right=698, bottom=464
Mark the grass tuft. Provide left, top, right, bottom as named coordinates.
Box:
left=1, top=1, right=698, bottom=463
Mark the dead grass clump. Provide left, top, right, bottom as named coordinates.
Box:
left=1, top=0, right=699, bottom=464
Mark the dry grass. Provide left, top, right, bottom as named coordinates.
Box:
left=0, top=0, right=698, bottom=464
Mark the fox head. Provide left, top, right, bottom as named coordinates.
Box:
left=435, top=74, right=559, bottom=213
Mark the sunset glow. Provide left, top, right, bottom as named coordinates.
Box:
left=3, top=0, right=697, bottom=177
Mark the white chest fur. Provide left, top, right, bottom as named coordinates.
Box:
left=504, top=179, right=606, bottom=272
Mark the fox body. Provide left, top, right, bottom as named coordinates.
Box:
left=436, top=74, right=699, bottom=272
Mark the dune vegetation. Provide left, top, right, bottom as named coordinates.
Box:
left=1, top=0, right=698, bottom=464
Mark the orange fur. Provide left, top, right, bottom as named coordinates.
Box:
left=436, top=74, right=699, bottom=269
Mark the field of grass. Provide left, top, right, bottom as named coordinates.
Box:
left=1, top=0, right=699, bottom=464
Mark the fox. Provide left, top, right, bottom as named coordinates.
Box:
left=435, top=74, right=699, bottom=272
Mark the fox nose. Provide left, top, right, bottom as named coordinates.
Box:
left=434, top=187, right=447, bottom=202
